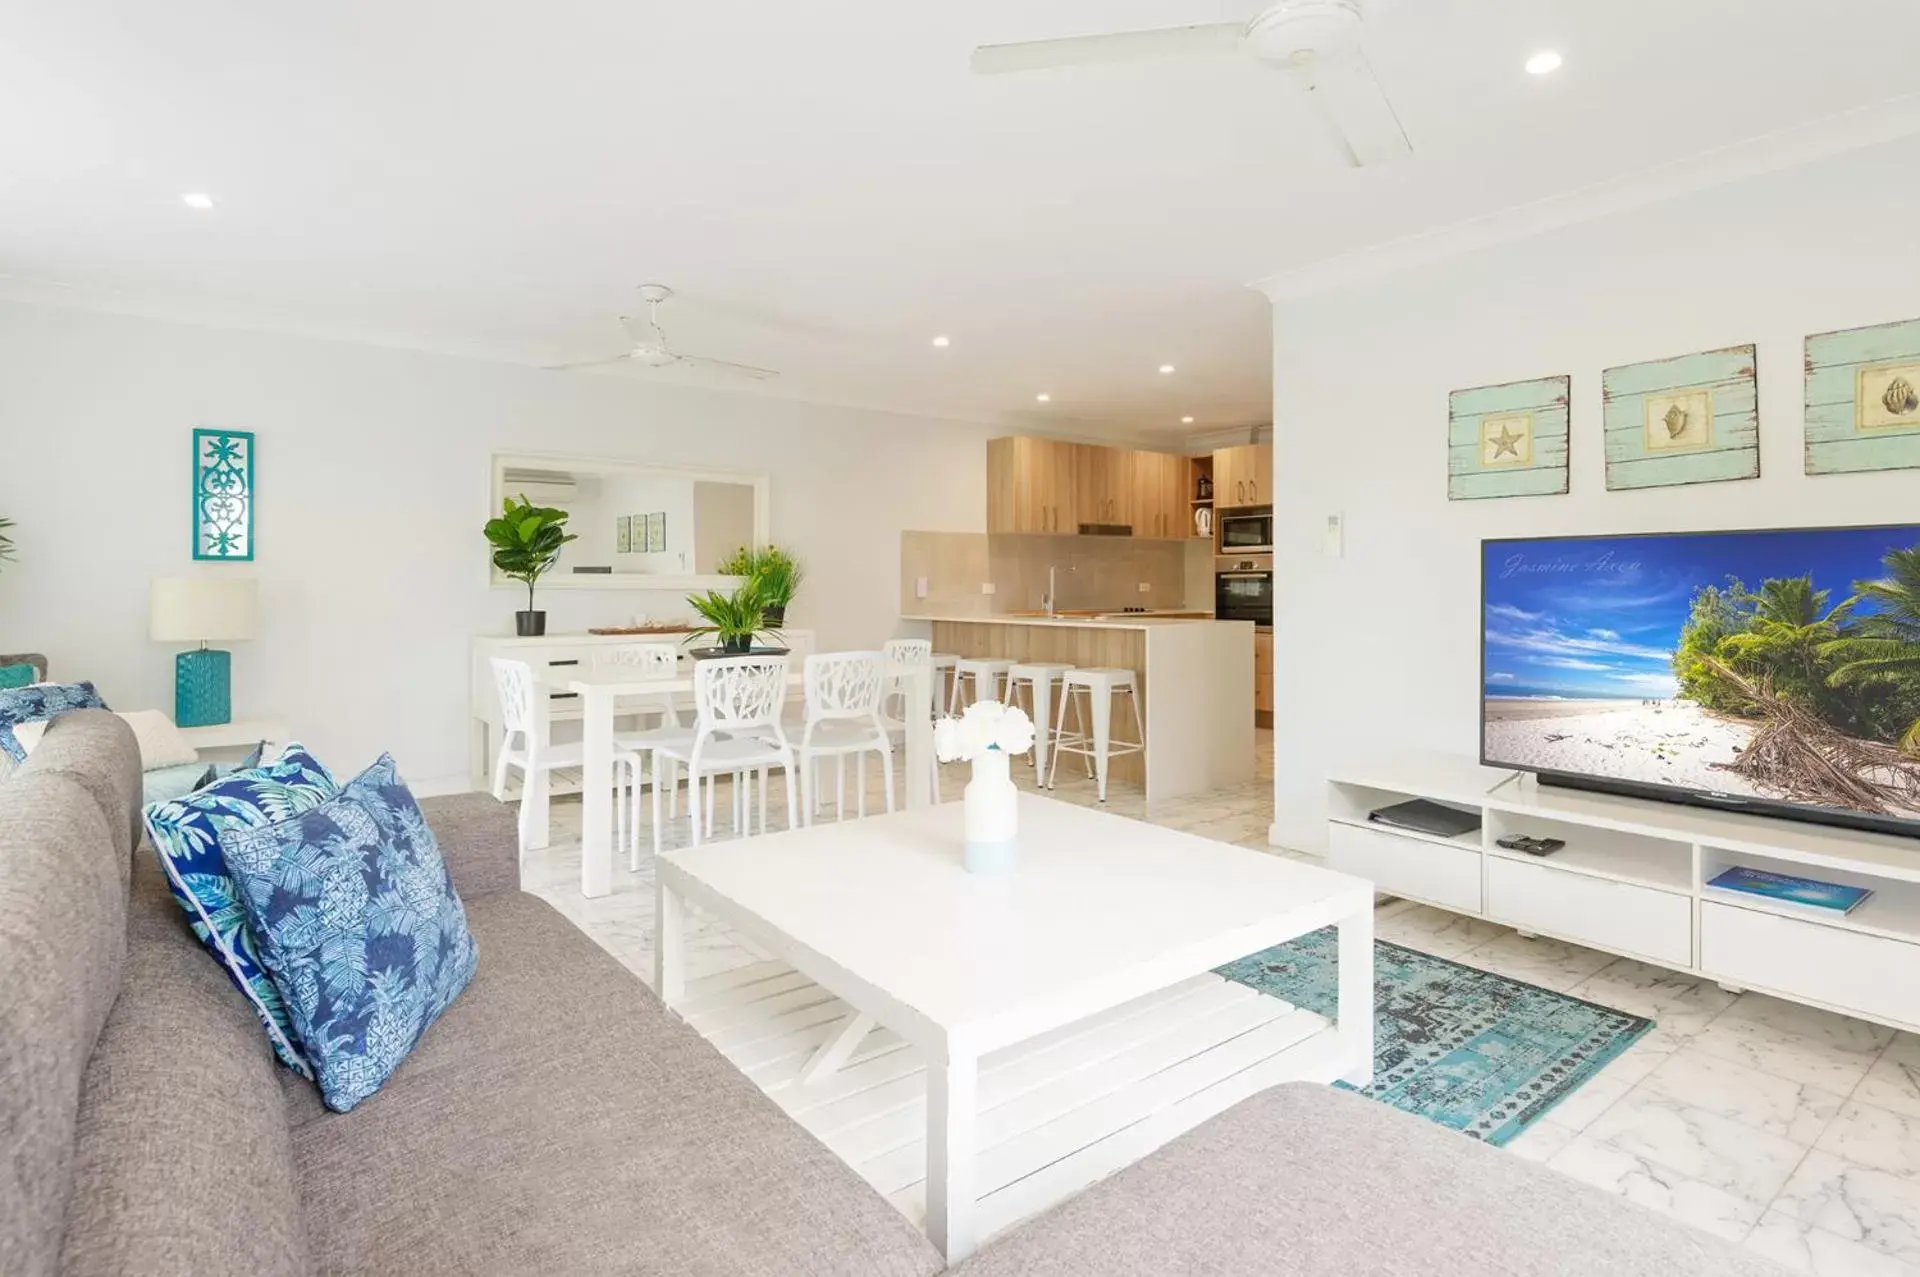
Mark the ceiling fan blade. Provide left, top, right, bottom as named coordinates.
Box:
left=1298, top=52, right=1411, bottom=167
left=544, top=353, right=634, bottom=372
left=674, top=354, right=780, bottom=380
left=971, top=22, right=1245, bottom=75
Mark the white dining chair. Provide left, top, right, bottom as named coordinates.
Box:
left=795, top=651, right=893, bottom=825
left=592, top=644, right=699, bottom=869
left=649, top=654, right=798, bottom=849
left=881, top=639, right=943, bottom=803
left=592, top=643, right=683, bottom=728
left=489, top=657, right=645, bottom=856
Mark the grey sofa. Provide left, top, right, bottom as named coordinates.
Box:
left=2, top=712, right=1785, bottom=1276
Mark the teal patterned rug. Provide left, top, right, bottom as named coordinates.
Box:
left=1216, top=929, right=1653, bottom=1146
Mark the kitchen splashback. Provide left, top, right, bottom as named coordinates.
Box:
left=900, top=531, right=1212, bottom=617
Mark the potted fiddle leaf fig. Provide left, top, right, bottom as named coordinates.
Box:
left=685, top=579, right=767, bottom=655
left=484, top=495, right=577, bottom=636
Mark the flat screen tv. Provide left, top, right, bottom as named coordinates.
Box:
left=1482, top=524, right=1920, bottom=838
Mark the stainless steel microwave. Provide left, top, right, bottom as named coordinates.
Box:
left=1220, top=511, right=1273, bottom=550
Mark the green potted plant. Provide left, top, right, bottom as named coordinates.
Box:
left=685, top=579, right=767, bottom=655
left=753, top=545, right=802, bottom=627
left=0, top=516, right=15, bottom=572
left=483, top=495, right=577, bottom=636
left=714, top=544, right=803, bottom=627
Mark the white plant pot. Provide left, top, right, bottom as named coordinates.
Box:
left=963, top=749, right=1019, bottom=875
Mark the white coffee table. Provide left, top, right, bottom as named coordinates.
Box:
left=654, top=793, right=1375, bottom=1264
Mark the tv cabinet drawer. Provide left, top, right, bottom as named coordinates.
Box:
left=1327, top=821, right=1480, bottom=914
left=1487, top=858, right=1691, bottom=968
left=1701, top=902, right=1920, bottom=1029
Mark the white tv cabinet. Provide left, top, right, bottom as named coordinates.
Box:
left=1327, top=754, right=1920, bottom=1034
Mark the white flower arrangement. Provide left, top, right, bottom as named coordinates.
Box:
left=934, top=699, right=1035, bottom=763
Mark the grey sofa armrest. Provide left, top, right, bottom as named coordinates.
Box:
left=419, top=793, right=521, bottom=899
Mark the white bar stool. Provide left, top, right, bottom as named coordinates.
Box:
left=1048, top=667, right=1144, bottom=803
left=930, top=653, right=959, bottom=713
left=949, top=657, right=1014, bottom=713
left=1007, top=662, right=1074, bottom=787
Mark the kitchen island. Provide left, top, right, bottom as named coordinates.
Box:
left=909, top=614, right=1255, bottom=802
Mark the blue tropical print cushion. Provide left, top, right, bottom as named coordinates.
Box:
left=218, top=755, right=477, bottom=1113
left=144, top=743, right=339, bottom=1077
left=0, top=663, right=37, bottom=691
left=0, top=680, right=108, bottom=762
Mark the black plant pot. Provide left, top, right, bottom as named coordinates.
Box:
left=722, top=634, right=753, bottom=654
left=763, top=604, right=787, bottom=627
left=515, top=610, right=547, bottom=637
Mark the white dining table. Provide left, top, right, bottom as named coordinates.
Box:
left=531, top=660, right=936, bottom=898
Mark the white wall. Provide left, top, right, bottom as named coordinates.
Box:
left=0, top=300, right=988, bottom=786
left=1269, top=135, right=1920, bottom=852
left=561, top=473, right=702, bottom=577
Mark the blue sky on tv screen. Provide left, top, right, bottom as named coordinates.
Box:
left=1483, top=525, right=1920, bottom=701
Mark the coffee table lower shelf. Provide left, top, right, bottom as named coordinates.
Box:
left=670, top=958, right=1351, bottom=1250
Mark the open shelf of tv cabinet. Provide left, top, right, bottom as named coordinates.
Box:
left=1325, top=753, right=1920, bottom=1034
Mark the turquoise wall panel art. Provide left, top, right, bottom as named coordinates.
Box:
left=1446, top=375, right=1570, bottom=501
left=193, top=428, right=255, bottom=561
left=1602, top=345, right=1758, bottom=490
left=1806, top=317, right=1920, bottom=475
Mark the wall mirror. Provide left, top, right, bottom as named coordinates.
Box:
left=489, top=453, right=769, bottom=592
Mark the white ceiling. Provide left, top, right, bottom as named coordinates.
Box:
left=3, top=1, right=1916, bottom=440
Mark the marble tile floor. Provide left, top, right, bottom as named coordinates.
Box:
left=515, top=733, right=1920, bottom=1276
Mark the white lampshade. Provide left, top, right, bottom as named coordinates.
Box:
left=149, top=577, right=259, bottom=644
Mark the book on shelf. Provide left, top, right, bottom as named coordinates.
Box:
left=1706, top=866, right=1872, bottom=916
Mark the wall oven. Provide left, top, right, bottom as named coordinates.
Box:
left=1216, top=567, right=1274, bottom=626
left=1219, top=511, right=1273, bottom=551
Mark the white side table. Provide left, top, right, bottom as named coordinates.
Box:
left=177, top=719, right=289, bottom=764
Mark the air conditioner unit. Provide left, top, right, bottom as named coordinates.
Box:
left=500, top=468, right=577, bottom=507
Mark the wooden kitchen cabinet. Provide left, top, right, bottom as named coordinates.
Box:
left=1253, top=628, right=1274, bottom=726
left=1074, top=444, right=1134, bottom=530
left=989, top=437, right=1203, bottom=538
left=1129, top=450, right=1190, bottom=539
left=1213, top=443, right=1273, bottom=509
left=988, top=436, right=1078, bottom=533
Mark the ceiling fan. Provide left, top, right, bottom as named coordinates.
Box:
left=970, top=0, right=1410, bottom=168
left=548, top=284, right=780, bottom=380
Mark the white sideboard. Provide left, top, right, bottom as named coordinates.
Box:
left=1327, top=754, right=1920, bottom=1034
left=469, top=630, right=815, bottom=792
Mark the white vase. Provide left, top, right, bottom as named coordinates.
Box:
left=963, top=749, right=1019, bottom=875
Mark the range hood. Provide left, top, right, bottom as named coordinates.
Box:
left=1076, top=523, right=1133, bottom=537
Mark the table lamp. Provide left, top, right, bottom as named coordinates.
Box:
left=150, top=577, right=258, bottom=727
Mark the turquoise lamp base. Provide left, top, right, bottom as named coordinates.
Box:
left=175, top=648, right=232, bottom=728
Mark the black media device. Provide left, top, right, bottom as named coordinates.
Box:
left=1367, top=799, right=1482, bottom=839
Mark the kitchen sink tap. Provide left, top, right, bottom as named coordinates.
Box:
left=1043, top=564, right=1077, bottom=616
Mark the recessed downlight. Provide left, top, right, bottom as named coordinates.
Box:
left=180, top=192, right=215, bottom=209
left=1182, top=416, right=1195, bottom=424
left=1525, top=50, right=1562, bottom=75
left=1035, top=392, right=1051, bottom=403
left=931, top=335, right=950, bottom=348
left=1158, top=364, right=1176, bottom=375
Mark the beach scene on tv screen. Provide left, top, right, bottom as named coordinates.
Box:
left=1483, top=525, right=1920, bottom=822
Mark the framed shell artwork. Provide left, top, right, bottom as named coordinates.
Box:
left=1805, top=316, right=1920, bottom=475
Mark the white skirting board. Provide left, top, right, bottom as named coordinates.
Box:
left=677, top=961, right=1345, bottom=1245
